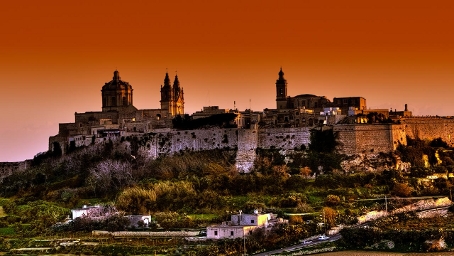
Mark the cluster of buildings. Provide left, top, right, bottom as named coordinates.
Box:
left=48, top=68, right=411, bottom=155
left=71, top=205, right=285, bottom=240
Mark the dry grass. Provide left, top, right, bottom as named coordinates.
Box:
left=0, top=206, right=5, bottom=217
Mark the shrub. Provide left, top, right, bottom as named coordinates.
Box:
left=325, top=194, right=341, bottom=206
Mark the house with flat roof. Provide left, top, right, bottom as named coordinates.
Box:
left=207, top=211, right=286, bottom=239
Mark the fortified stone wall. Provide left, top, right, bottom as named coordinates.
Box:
left=138, top=128, right=240, bottom=158
left=335, top=124, right=406, bottom=155
left=46, top=118, right=454, bottom=172
left=168, top=128, right=238, bottom=152
left=403, top=118, right=454, bottom=146
left=257, top=127, right=311, bottom=150
left=0, top=160, right=31, bottom=180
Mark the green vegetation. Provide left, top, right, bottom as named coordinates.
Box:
left=1, top=135, right=454, bottom=254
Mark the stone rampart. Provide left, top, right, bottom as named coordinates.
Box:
left=136, top=128, right=240, bottom=159
left=402, top=118, right=454, bottom=146
left=45, top=117, right=454, bottom=172
left=335, top=124, right=406, bottom=155
left=0, top=160, right=31, bottom=180
left=257, top=127, right=311, bottom=150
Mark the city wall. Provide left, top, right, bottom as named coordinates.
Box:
left=403, top=118, right=454, bottom=146
left=41, top=117, right=454, bottom=172
left=334, top=124, right=406, bottom=155
left=0, top=160, right=32, bottom=180
left=258, top=127, right=311, bottom=150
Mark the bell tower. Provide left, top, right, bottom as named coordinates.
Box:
left=276, top=68, right=288, bottom=109
left=160, top=72, right=173, bottom=114
left=172, top=74, right=184, bottom=115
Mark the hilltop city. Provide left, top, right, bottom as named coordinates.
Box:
left=1, top=68, right=453, bottom=175
left=1, top=69, right=454, bottom=254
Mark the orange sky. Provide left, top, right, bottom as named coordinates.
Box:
left=1, top=0, right=454, bottom=161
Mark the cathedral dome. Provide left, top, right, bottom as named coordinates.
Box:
left=102, top=70, right=133, bottom=91
left=101, top=70, right=134, bottom=112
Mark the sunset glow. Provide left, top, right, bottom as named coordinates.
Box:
left=1, top=0, right=454, bottom=161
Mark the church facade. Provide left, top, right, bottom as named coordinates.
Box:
left=49, top=70, right=184, bottom=154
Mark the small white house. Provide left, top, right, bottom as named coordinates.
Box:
left=71, top=205, right=103, bottom=220
left=207, top=224, right=257, bottom=239
left=207, top=211, right=285, bottom=240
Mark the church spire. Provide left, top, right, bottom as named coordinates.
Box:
left=163, top=72, right=171, bottom=87
left=278, top=67, right=285, bottom=81
left=173, top=74, right=180, bottom=89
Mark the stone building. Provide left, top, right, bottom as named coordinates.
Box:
left=49, top=70, right=185, bottom=154
left=333, top=97, right=367, bottom=115
left=265, top=68, right=356, bottom=128
left=389, top=104, right=413, bottom=119
left=0, top=160, right=31, bottom=179
left=102, top=70, right=134, bottom=112
left=160, top=72, right=184, bottom=116
left=276, top=68, right=331, bottom=112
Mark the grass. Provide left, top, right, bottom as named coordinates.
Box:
left=0, top=227, right=15, bottom=235
left=187, top=214, right=218, bottom=221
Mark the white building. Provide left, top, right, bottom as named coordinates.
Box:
left=207, top=211, right=285, bottom=240
left=71, top=205, right=103, bottom=219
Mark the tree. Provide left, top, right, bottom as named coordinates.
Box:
left=309, top=128, right=338, bottom=153
left=87, top=159, right=134, bottom=194
left=323, top=207, right=337, bottom=227
left=289, top=215, right=304, bottom=225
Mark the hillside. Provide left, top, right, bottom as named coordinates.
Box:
left=1, top=134, right=454, bottom=254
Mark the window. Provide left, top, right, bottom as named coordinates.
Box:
left=251, top=219, right=255, bottom=224
left=230, top=231, right=234, bottom=236
left=214, top=231, right=218, bottom=236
